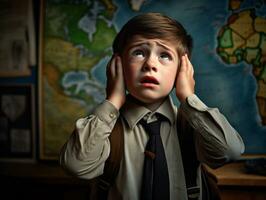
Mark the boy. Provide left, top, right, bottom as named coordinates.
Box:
left=60, top=13, right=245, bottom=200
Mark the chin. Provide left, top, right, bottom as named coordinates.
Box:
left=132, top=93, right=167, bottom=104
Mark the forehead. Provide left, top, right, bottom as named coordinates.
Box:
left=124, top=35, right=178, bottom=52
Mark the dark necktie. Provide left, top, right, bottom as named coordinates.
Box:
left=140, top=118, right=170, bottom=200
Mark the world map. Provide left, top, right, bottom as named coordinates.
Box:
left=41, top=0, right=266, bottom=159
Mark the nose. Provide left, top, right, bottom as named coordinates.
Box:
left=142, top=55, right=158, bottom=72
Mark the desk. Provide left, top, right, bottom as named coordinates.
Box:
left=207, top=162, right=266, bottom=200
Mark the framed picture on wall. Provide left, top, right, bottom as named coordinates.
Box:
left=0, top=84, right=35, bottom=162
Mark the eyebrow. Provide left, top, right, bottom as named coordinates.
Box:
left=127, top=41, right=174, bottom=52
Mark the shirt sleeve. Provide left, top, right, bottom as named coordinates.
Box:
left=59, top=100, right=119, bottom=179
left=178, top=94, right=245, bottom=169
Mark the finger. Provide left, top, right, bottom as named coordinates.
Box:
left=116, top=56, right=126, bottom=91
left=106, top=55, right=114, bottom=75
left=185, top=54, right=190, bottom=72
left=109, top=56, right=117, bottom=78
left=186, top=54, right=194, bottom=75
left=179, top=55, right=187, bottom=72
left=116, top=56, right=123, bottom=77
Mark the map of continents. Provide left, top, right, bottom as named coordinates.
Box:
left=42, top=0, right=117, bottom=158
left=217, top=3, right=266, bottom=125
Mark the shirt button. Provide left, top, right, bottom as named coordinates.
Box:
left=109, top=113, right=115, bottom=118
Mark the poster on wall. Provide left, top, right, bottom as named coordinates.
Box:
left=0, top=0, right=36, bottom=77
left=0, top=84, right=35, bottom=162
left=39, top=0, right=266, bottom=160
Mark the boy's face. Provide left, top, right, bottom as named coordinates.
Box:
left=121, top=35, right=179, bottom=104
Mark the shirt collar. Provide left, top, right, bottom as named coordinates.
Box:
left=121, top=95, right=176, bottom=129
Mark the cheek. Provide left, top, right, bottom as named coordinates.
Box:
left=163, top=67, right=178, bottom=88
left=167, top=64, right=178, bottom=76
left=123, top=59, right=139, bottom=77
left=122, top=64, right=137, bottom=88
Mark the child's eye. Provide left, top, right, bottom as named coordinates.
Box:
left=160, top=52, right=172, bottom=61
left=132, top=50, right=145, bottom=58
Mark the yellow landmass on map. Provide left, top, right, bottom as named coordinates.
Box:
left=246, top=33, right=260, bottom=48
left=43, top=78, right=88, bottom=156
left=257, top=79, right=266, bottom=97
left=254, top=17, right=266, bottom=32
left=229, top=10, right=254, bottom=39
left=246, top=48, right=260, bottom=63
left=232, top=30, right=246, bottom=48
left=228, top=56, right=238, bottom=64
left=44, top=63, right=64, bottom=96
left=45, top=38, right=80, bottom=71
left=45, top=37, right=100, bottom=74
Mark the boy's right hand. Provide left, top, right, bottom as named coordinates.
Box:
left=106, top=55, right=126, bottom=110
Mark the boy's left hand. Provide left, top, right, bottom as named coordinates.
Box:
left=106, top=55, right=126, bottom=109
left=175, top=54, right=195, bottom=102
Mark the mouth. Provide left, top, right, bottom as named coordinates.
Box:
left=140, top=76, right=159, bottom=85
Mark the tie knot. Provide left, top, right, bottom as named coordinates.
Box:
left=140, top=119, right=161, bottom=136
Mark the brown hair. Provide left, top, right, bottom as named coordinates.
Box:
left=112, top=12, right=193, bottom=58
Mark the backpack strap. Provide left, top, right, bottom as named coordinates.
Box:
left=176, top=112, right=201, bottom=200
left=90, top=118, right=124, bottom=200
left=176, top=111, right=221, bottom=200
